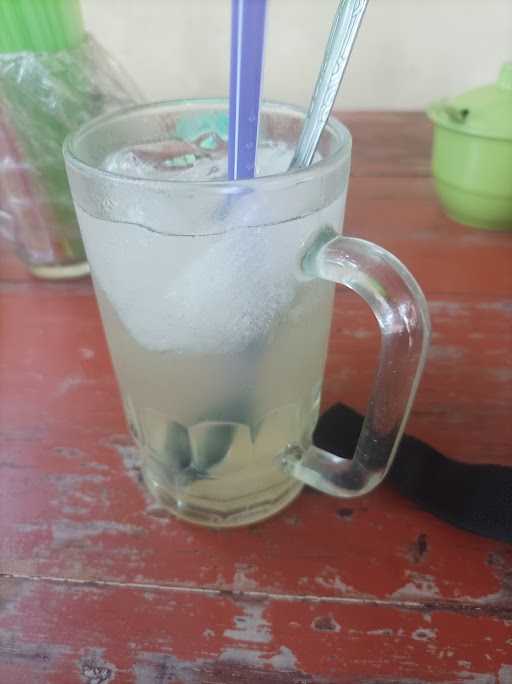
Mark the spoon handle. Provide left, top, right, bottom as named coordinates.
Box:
left=289, top=0, right=369, bottom=170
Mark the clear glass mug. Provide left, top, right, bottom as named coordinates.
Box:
left=64, top=100, right=430, bottom=528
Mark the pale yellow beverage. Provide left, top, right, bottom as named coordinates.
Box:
left=78, top=196, right=340, bottom=526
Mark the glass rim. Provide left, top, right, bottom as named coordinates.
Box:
left=63, top=98, right=352, bottom=189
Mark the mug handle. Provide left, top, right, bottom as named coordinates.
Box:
left=284, top=228, right=431, bottom=497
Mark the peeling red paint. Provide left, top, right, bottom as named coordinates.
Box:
left=1, top=112, right=511, bottom=682
left=311, top=615, right=341, bottom=633
left=406, top=533, right=429, bottom=565
left=1, top=577, right=512, bottom=682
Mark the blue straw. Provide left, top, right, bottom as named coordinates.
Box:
left=228, top=0, right=267, bottom=180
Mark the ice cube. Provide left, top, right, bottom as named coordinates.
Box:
left=79, top=202, right=302, bottom=355
left=103, top=139, right=212, bottom=179
left=80, top=138, right=312, bottom=354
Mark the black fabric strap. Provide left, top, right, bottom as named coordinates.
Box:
left=314, top=404, right=512, bottom=543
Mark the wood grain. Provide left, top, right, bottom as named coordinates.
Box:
left=1, top=112, right=511, bottom=682
left=1, top=576, right=512, bottom=684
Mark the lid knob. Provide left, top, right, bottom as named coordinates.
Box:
left=497, top=62, right=512, bottom=91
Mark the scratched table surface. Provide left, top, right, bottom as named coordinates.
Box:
left=1, top=112, right=512, bottom=684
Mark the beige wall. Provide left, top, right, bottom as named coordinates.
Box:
left=82, top=0, right=512, bottom=110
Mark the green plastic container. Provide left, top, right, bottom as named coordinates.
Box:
left=427, top=63, right=512, bottom=231
left=0, top=0, right=84, bottom=53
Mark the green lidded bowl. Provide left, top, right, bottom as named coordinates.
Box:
left=427, top=63, right=512, bottom=231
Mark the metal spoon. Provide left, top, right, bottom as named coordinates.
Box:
left=289, top=0, right=369, bottom=170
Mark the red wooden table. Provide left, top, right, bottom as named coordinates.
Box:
left=1, top=113, right=511, bottom=683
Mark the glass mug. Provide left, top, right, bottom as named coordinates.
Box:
left=64, top=100, right=430, bottom=527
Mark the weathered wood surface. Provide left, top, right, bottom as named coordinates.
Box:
left=1, top=112, right=511, bottom=682
left=1, top=577, right=512, bottom=684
